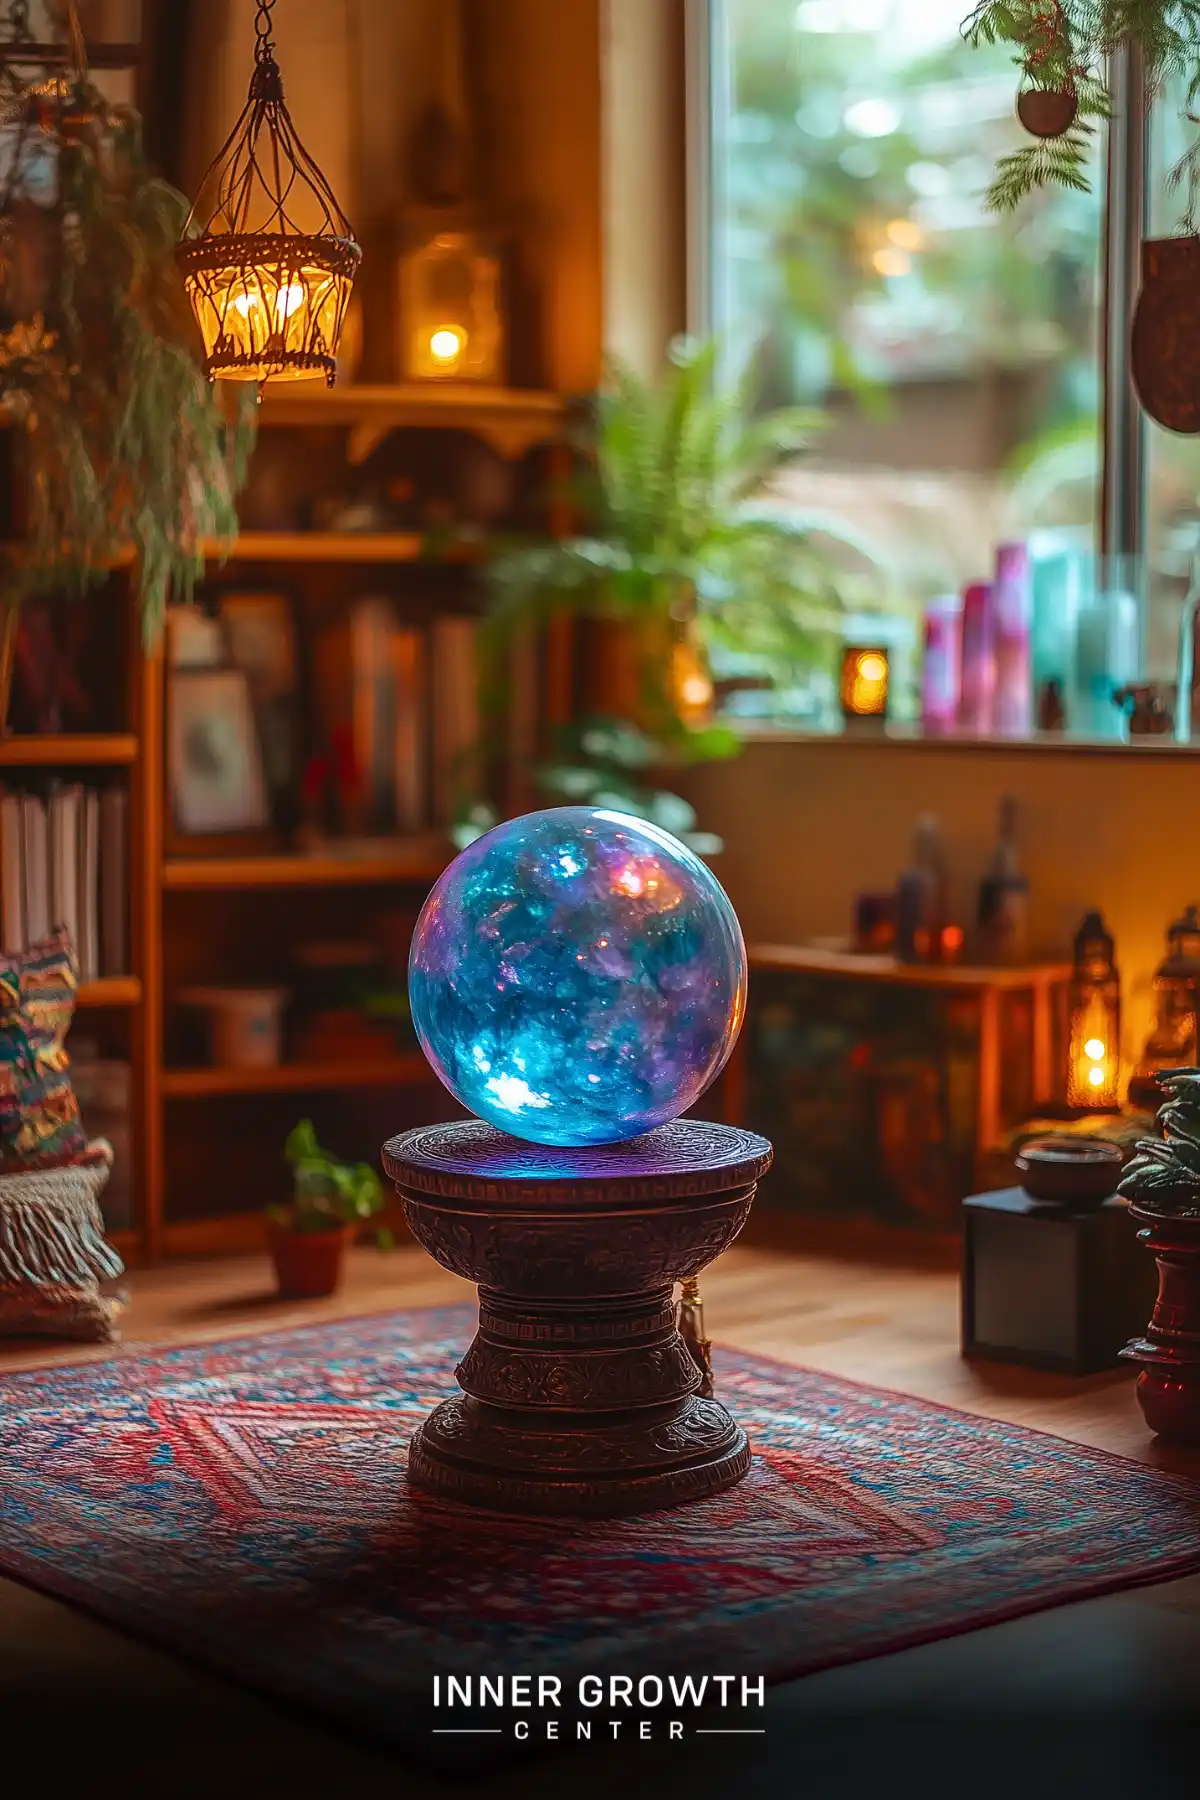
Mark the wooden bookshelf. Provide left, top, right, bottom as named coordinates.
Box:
left=163, top=846, right=451, bottom=890
left=219, top=532, right=456, bottom=565
left=0, top=733, right=138, bottom=766
left=2, top=385, right=570, bottom=1263
left=162, top=1055, right=430, bottom=1098
left=161, top=1214, right=268, bottom=1258
left=257, top=382, right=567, bottom=465
left=77, top=976, right=142, bottom=1008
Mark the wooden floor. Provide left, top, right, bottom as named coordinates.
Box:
left=1, top=1239, right=1198, bottom=1799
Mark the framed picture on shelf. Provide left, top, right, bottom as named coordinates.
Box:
left=216, top=589, right=301, bottom=817
left=166, top=602, right=225, bottom=672
left=168, top=668, right=271, bottom=838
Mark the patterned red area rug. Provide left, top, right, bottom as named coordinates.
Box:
left=0, top=1304, right=1198, bottom=1763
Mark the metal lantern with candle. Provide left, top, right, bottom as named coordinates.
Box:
left=1066, top=911, right=1121, bottom=1112
left=177, top=0, right=361, bottom=386
left=840, top=645, right=889, bottom=729
left=1128, top=905, right=1200, bottom=1112
left=396, top=0, right=507, bottom=384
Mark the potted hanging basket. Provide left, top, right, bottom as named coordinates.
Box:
left=0, top=6, right=256, bottom=653
left=1016, top=83, right=1078, bottom=140
left=1131, top=237, right=1200, bottom=434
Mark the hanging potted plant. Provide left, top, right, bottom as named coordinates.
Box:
left=268, top=1119, right=391, bottom=1299
left=964, top=3, right=1200, bottom=431
left=0, top=2, right=256, bottom=720
left=961, top=3, right=1200, bottom=209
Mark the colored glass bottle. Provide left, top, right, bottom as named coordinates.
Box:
left=991, top=543, right=1033, bottom=736
left=957, top=581, right=994, bottom=734
left=921, top=594, right=962, bottom=735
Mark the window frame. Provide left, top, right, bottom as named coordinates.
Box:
left=695, top=6, right=1153, bottom=648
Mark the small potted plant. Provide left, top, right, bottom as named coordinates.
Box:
left=267, top=1120, right=389, bottom=1299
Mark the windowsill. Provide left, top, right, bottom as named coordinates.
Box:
left=726, top=720, right=1200, bottom=757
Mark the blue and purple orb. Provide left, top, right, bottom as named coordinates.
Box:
left=408, top=807, right=747, bottom=1146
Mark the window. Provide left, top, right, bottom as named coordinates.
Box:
left=709, top=0, right=1105, bottom=724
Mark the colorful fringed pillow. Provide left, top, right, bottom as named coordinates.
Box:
left=0, top=1155, right=123, bottom=1340
left=0, top=928, right=92, bottom=1171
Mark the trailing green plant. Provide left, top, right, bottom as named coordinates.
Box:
left=0, top=54, right=255, bottom=640
left=963, top=2, right=1200, bottom=213
left=275, top=1119, right=392, bottom=1241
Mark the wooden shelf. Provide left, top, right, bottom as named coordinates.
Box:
left=256, top=381, right=567, bottom=465
left=162, top=1214, right=267, bottom=1258
left=76, top=975, right=142, bottom=1008
left=163, top=844, right=450, bottom=891
left=0, top=733, right=138, bottom=767
left=162, top=1054, right=430, bottom=1099
left=751, top=942, right=1073, bottom=991
left=214, top=531, right=476, bottom=565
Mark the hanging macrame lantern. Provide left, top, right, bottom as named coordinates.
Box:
left=177, top=0, right=360, bottom=386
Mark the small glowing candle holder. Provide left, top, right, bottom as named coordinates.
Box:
left=841, top=645, right=890, bottom=728
left=1066, top=911, right=1121, bottom=1111
left=398, top=228, right=506, bottom=383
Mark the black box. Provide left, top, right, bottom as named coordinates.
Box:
left=961, top=1187, right=1157, bottom=1375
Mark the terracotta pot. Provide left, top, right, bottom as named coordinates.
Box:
left=1131, top=237, right=1200, bottom=434
left=1121, top=1206, right=1200, bottom=1443
left=267, top=1220, right=355, bottom=1299
left=581, top=581, right=713, bottom=731
left=1016, top=87, right=1077, bottom=140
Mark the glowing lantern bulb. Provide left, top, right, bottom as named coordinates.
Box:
left=429, top=326, right=465, bottom=365
left=1084, top=1038, right=1106, bottom=1060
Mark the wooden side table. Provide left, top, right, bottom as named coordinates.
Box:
left=717, top=943, right=1072, bottom=1232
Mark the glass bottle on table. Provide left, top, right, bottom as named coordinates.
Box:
left=976, top=795, right=1029, bottom=966
left=895, top=815, right=948, bottom=964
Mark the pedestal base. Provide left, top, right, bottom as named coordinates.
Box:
left=382, top=1119, right=772, bottom=1518
left=411, top=1395, right=750, bottom=1516
left=1121, top=1205, right=1200, bottom=1443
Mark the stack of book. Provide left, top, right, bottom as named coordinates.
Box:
left=0, top=782, right=129, bottom=977
left=343, top=602, right=483, bottom=833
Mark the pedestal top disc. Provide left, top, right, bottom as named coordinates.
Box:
left=382, top=1118, right=772, bottom=1206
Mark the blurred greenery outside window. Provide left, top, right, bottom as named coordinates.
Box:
left=710, top=0, right=1123, bottom=726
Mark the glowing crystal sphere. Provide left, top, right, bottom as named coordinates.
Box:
left=409, top=807, right=747, bottom=1146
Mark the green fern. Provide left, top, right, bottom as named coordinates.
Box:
left=488, top=339, right=826, bottom=631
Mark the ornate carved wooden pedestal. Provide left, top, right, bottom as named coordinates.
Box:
left=1121, top=1206, right=1200, bottom=1443
left=382, top=1118, right=772, bottom=1517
